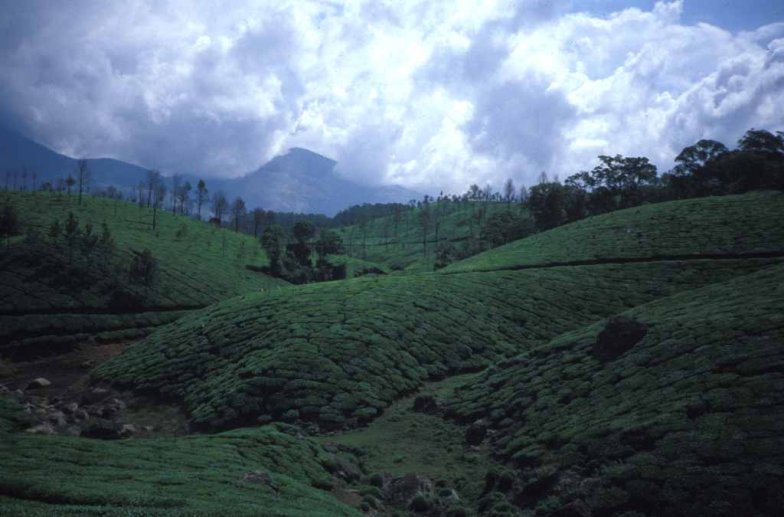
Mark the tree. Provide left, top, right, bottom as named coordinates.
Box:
left=129, top=249, right=158, bottom=288
left=261, top=224, right=285, bottom=275
left=81, top=222, right=99, bottom=267
left=419, top=200, right=431, bottom=257
left=314, top=229, right=344, bottom=261
left=170, top=174, right=182, bottom=213
left=738, top=128, right=784, bottom=156
left=48, top=220, right=62, bottom=244
left=76, top=159, right=91, bottom=205
left=504, top=178, right=516, bottom=206
left=196, top=179, right=208, bottom=219
left=211, top=191, right=228, bottom=223
left=146, top=170, right=162, bottom=207
left=152, top=181, right=167, bottom=231
left=289, top=221, right=315, bottom=266
left=674, top=139, right=729, bottom=175
left=0, top=204, right=21, bottom=247
left=64, top=212, right=80, bottom=262
left=528, top=181, right=567, bottom=230
left=176, top=181, right=192, bottom=214
left=252, top=208, right=265, bottom=237
left=65, top=175, right=76, bottom=196
left=231, top=197, right=246, bottom=232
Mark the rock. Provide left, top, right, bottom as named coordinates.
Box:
left=593, top=316, right=647, bottom=362
left=27, top=377, right=51, bottom=389
left=0, top=384, right=8, bottom=393
left=62, top=402, right=79, bottom=414
left=384, top=474, right=433, bottom=506
left=74, top=409, right=89, bottom=421
left=80, top=360, right=96, bottom=369
left=81, top=419, right=122, bottom=440
left=48, top=411, right=67, bottom=427
left=413, top=395, right=439, bottom=414
left=120, top=424, right=137, bottom=437
left=81, top=388, right=109, bottom=405
left=143, top=425, right=154, bottom=432
left=465, top=419, right=488, bottom=445
left=26, top=423, right=55, bottom=435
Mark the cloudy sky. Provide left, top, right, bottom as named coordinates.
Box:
left=0, top=0, right=782, bottom=193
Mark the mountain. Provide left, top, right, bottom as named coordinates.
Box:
left=0, top=125, right=149, bottom=190
left=0, top=126, right=419, bottom=215
left=224, top=147, right=418, bottom=215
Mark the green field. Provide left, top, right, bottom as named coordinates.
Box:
left=445, top=191, right=784, bottom=272
left=0, top=192, right=286, bottom=357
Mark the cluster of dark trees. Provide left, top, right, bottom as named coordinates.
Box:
left=524, top=128, right=784, bottom=232
left=260, top=221, right=346, bottom=283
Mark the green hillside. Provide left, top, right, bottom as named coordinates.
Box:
left=445, top=264, right=784, bottom=516
left=0, top=398, right=361, bottom=517
left=0, top=192, right=286, bottom=358
left=4, top=191, right=784, bottom=516
left=336, top=201, right=522, bottom=272
left=445, top=191, right=784, bottom=272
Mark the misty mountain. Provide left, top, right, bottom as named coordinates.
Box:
left=0, top=125, right=150, bottom=190
left=0, top=126, right=419, bottom=215
left=223, top=147, right=418, bottom=216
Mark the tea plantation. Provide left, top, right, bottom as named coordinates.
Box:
left=1, top=192, right=286, bottom=358
left=445, top=191, right=784, bottom=272
left=2, top=191, right=784, bottom=516
left=0, top=398, right=362, bottom=516
left=445, top=264, right=784, bottom=516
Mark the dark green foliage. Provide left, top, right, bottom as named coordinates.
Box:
left=261, top=224, right=286, bottom=275
left=0, top=203, right=21, bottom=246
left=480, top=211, right=534, bottom=247
left=445, top=265, right=784, bottom=516
left=128, top=248, right=158, bottom=287
left=94, top=255, right=774, bottom=432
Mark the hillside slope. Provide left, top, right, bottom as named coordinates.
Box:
left=445, top=264, right=784, bottom=516
left=1, top=192, right=286, bottom=358
left=93, top=192, right=784, bottom=434
left=0, top=397, right=361, bottom=516
left=445, top=191, right=784, bottom=272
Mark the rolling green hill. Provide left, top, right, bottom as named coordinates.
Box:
left=0, top=192, right=286, bottom=358
left=0, top=397, right=361, bottom=517
left=4, top=191, right=784, bottom=516
left=444, top=264, right=784, bottom=516
left=444, top=191, right=784, bottom=272
left=93, top=192, right=784, bottom=434
left=336, top=201, right=523, bottom=272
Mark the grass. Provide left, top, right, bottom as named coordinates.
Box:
left=336, top=201, right=523, bottom=272
left=445, top=263, right=784, bottom=516
left=0, top=192, right=287, bottom=356
left=0, top=397, right=362, bottom=516
left=319, top=372, right=493, bottom=504
left=444, top=191, right=784, bottom=272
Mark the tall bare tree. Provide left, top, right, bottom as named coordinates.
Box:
left=211, top=191, right=228, bottom=223
left=146, top=170, right=162, bottom=207
left=196, top=179, right=208, bottom=219
left=231, top=197, right=246, bottom=232
left=76, top=159, right=91, bottom=205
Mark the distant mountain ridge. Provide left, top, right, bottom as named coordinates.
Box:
left=0, top=126, right=419, bottom=215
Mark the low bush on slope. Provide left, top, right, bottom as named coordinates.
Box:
left=446, top=264, right=784, bottom=516
left=94, top=258, right=776, bottom=431
left=0, top=397, right=361, bottom=517
left=445, top=191, right=784, bottom=272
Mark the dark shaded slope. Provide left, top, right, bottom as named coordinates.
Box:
left=446, top=264, right=784, bottom=516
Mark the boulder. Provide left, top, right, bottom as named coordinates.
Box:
left=384, top=474, right=434, bottom=506
left=413, top=395, right=439, bottom=414
left=593, top=316, right=647, bottom=362
left=26, top=422, right=55, bottom=435
left=120, top=424, right=138, bottom=437
left=81, top=419, right=122, bottom=440
left=27, top=377, right=51, bottom=389
left=466, top=419, right=489, bottom=445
